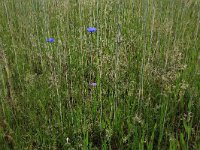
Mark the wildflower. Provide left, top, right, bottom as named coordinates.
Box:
left=46, top=38, right=55, bottom=43
left=87, top=27, right=97, bottom=33
left=90, top=82, right=97, bottom=87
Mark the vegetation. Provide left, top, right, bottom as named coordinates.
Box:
left=0, top=0, right=200, bottom=149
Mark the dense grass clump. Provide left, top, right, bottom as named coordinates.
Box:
left=0, top=0, right=200, bottom=149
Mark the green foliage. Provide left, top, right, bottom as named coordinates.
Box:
left=0, top=0, right=200, bottom=149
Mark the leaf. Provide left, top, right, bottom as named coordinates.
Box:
left=180, top=133, right=187, bottom=150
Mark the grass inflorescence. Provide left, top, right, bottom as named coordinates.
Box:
left=0, top=0, right=200, bottom=149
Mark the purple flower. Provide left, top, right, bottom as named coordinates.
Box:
left=87, top=27, right=97, bottom=33
left=46, top=38, right=55, bottom=43
left=90, top=82, right=97, bottom=87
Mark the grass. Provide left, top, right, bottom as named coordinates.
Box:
left=0, top=0, right=200, bottom=149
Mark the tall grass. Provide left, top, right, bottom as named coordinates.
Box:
left=0, top=0, right=200, bottom=149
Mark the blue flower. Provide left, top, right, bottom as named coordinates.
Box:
left=87, top=27, right=97, bottom=33
left=90, top=82, right=97, bottom=87
left=46, top=38, right=55, bottom=43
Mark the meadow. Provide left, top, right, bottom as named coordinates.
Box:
left=0, top=0, right=200, bottom=149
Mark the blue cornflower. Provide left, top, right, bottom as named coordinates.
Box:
left=90, top=82, right=97, bottom=87
left=87, top=27, right=97, bottom=33
left=46, top=38, right=55, bottom=43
